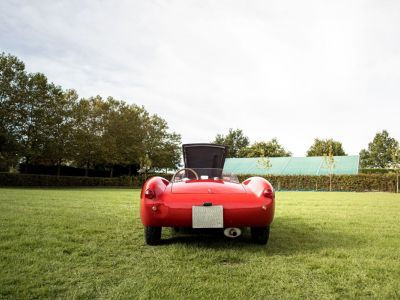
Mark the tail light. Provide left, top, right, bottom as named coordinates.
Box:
left=144, top=189, right=155, bottom=199
left=263, top=188, right=274, bottom=199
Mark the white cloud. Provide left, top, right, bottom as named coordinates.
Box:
left=1, top=0, right=399, bottom=155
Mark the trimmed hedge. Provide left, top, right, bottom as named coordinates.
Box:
left=0, top=173, right=174, bottom=188
left=359, top=168, right=399, bottom=174
left=0, top=172, right=398, bottom=192
left=0, top=173, right=134, bottom=187
left=236, top=174, right=399, bottom=193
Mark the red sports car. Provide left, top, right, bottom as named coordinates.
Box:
left=140, top=143, right=275, bottom=245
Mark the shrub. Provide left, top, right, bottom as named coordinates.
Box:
left=0, top=173, right=133, bottom=187
left=0, top=173, right=397, bottom=192
left=236, top=174, right=398, bottom=192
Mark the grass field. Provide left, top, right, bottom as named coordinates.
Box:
left=0, top=189, right=399, bottom=299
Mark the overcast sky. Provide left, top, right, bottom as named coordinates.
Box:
left=1, top=0, right=399, bottom=156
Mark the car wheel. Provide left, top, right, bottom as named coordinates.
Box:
left=251, top=226, right=270, bottom=245
left=144, top=226, right=161, bottom=245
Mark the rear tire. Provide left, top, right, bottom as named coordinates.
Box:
left=251, top=226, right=270, bottom=245
left=144, top=226, right=161, bottom=245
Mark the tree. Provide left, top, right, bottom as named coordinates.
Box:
left=101, top=99, right=181, bottom=176
left=149, top=132, right=181, bottom=171
left=212, top=128, right=249, bottom=158
left=240, top=138, right=292, bottom=157
left=102, top=99, right=141, bottom=176
left=0, top=53, right=29, bottom=169
left=70, top=96, right=109, bottom=176
left=322, top=143, right=336, bottom=191
left=359, top=130, right=399, bottom=168
left=41, top=88, right=78, bottom=176
left=142, top=113, right=181, bottom=171
left=391, top=146, right=400, bottom=193
left=1, top=54, right=81, bottom=174
left=257, top=156, right=272, bottom=172
left=306, top=138, right=346, bottom=157
left=0, top=129, right=19, bottom=171
left=139, top=154, right=152, bottom=178
left=19, top=73, right=56, bottom=168
left=1, top=52, right=181, bottom=176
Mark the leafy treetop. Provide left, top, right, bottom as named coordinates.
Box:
left=306, top=138, right=346, bottom=157
left=360, top=130, right=399, bottom=168
left=212, top=128, right=250, bottom=158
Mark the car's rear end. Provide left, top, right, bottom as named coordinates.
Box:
left=140, top=143, right=275, bottom=245
left=140, top=176, right=275, bottom=245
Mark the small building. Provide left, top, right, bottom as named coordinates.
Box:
left=223, top=155, right=359, bottom=175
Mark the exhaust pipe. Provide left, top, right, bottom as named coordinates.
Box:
left=224, top=227, right=242, bottom=238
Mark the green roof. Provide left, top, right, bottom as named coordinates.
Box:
left=223, top=156, right=359, bottom=175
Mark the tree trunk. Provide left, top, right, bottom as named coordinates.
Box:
left=110, top=166, right=114, bottom=178
left=57, top=163, right=61, bottom=178
left=128, top=165, right=132, bottom=177
left=85, top=163, right=89, bottom=177
left=397, top=173, right=399, bottom=193
left=329, top=174, right=332, bottom=192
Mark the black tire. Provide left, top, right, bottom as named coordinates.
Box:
left=144, top=226, right=162, bottom=245
left=251, top=226, right=270, bottom=245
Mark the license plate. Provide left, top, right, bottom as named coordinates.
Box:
left=192, top=205, right=223, bottom=228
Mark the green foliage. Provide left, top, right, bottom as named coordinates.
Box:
left=257, top=156, right=272, bottom=170
left=235, top=174, right=398, bottom=192
left=0, top=173, right=133, bottom=187
left=139, top=154, right=152, bottom=174
left=212, top=128, right=250, bottom=157
left=0, top=172, right=174, bottom=188
left=0, top=53, right=181, bottom=174
left=0, top=53, right=28, bottom=168
left=1, top=173, right=398, bottom=192
left=142, top=114, right=181, bottom=170
left=41, top=88, right=78, bottom=175
left=1, top=189, right=400, bottom=298
left=392, top=146, right=400, bottom=170
left=240, top=138, right=292, bottom=157
left=359, top=168, right=396, bottom=174
left=71, top=96, right=117, bottom=174
left=360, top=130, right=399, bottom=168
left=306, top=138, right=347, bottom=156
left=322, top=144, right=336, bottom=191
left=391, top=146, right=400, bottom=193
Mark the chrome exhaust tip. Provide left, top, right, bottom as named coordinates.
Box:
left=224, top=227, right=242, bottom=238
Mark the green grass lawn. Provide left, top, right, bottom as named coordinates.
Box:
left=1, top=189, right=399, bottom=299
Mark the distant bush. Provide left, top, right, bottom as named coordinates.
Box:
left=0, top=173, right=133, bottom=187
left=0, top=172, right=178, bottom=188
left=236, top=174, right=398, bottom=192
left=359, top=168, right=396, bottom=174
left=0, top=173, right=397, bottom=192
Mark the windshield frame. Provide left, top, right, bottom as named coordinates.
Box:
left=172, top=168, right=239, bottom=184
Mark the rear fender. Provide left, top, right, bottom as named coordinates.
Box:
left=141, top=176, right=169, bottom=199
left=242, top=176, right=274, bottom=199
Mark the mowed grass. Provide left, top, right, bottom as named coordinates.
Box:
left=0, top=189, right=400, bottom=299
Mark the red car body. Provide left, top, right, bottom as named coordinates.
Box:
left=140, top=144, right=275, bottom=245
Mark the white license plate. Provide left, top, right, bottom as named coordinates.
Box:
left=192, top=205, right=223, bottom=228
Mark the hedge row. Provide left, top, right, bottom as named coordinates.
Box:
left=0, top=172, right=398, bottom=192
left=236, top=174, right=399, bottom=192
left=359, top=168, right=398, bottom=174
left=0, top=173, right=135, bottom=187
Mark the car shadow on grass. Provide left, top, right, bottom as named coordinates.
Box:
left=159, top=216, right=365, bottom=255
